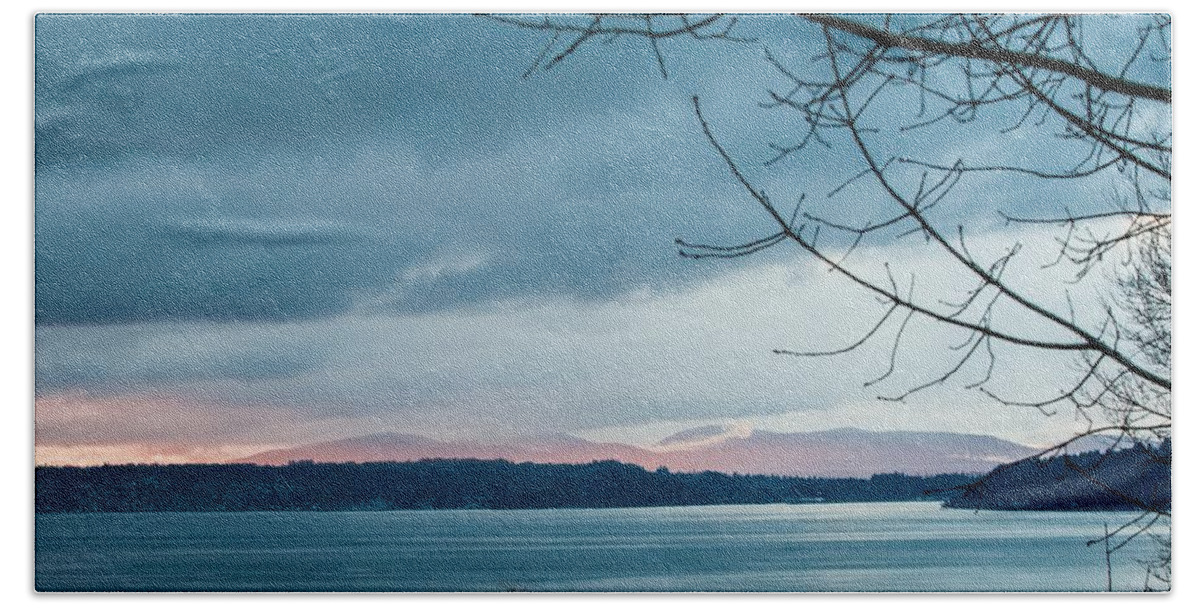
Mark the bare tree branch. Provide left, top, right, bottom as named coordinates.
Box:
left=803, top=14, right=1170, bottom=102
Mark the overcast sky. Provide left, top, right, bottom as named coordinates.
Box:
left=33, top=14, right=1169, bottom=464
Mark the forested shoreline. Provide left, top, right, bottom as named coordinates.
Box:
left=944, top=442, right=1170, bottom=512
left=36, top=458, right=973, bottom=513
left=37, top=441, right=1168, bottom=514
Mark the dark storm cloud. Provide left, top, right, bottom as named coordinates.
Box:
left=34, top=209, right=393, bottom=323
left=34, top=13, right=737, bottom=169
left=44, top=14, right=1100, bottom=327
left=34, top=13, right=1163, bottom=355
left=34, top=321, right=336, bottom=394
left=36, top=14, right=819, bottom=325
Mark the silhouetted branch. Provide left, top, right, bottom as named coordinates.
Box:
left=803, top=14, right=1170, bottom=102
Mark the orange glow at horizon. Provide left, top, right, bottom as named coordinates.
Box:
left=35, top=392, right=317, bottom=466
left=34, top=442, right=296, bottom=467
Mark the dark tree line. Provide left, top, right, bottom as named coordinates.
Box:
left=946, top=440, right=1169, bottom=512
left=36, top=459, right=975, bottom=513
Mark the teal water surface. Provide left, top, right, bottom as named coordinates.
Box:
left=35, top=501, right=1167, bottom=592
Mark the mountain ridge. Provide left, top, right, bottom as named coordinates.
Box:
left=235, top=426, right=1049, bottom=478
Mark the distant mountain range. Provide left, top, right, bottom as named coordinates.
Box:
left=235, top=426, right=1088, bottom=478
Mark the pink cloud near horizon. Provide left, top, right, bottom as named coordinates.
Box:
left=35, top=392, right=319, bottom=465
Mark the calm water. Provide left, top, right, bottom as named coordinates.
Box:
left=35, top=501, right=1167, bottom=592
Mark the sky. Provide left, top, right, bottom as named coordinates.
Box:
left=32, top=13, right=1172, bottom=465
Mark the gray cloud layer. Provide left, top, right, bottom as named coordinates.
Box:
left=34, top=14, right=1165, bottom=447
left=36, top=15, right=818, bottom=326
left=37, top=14, right=1156, bottom=326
